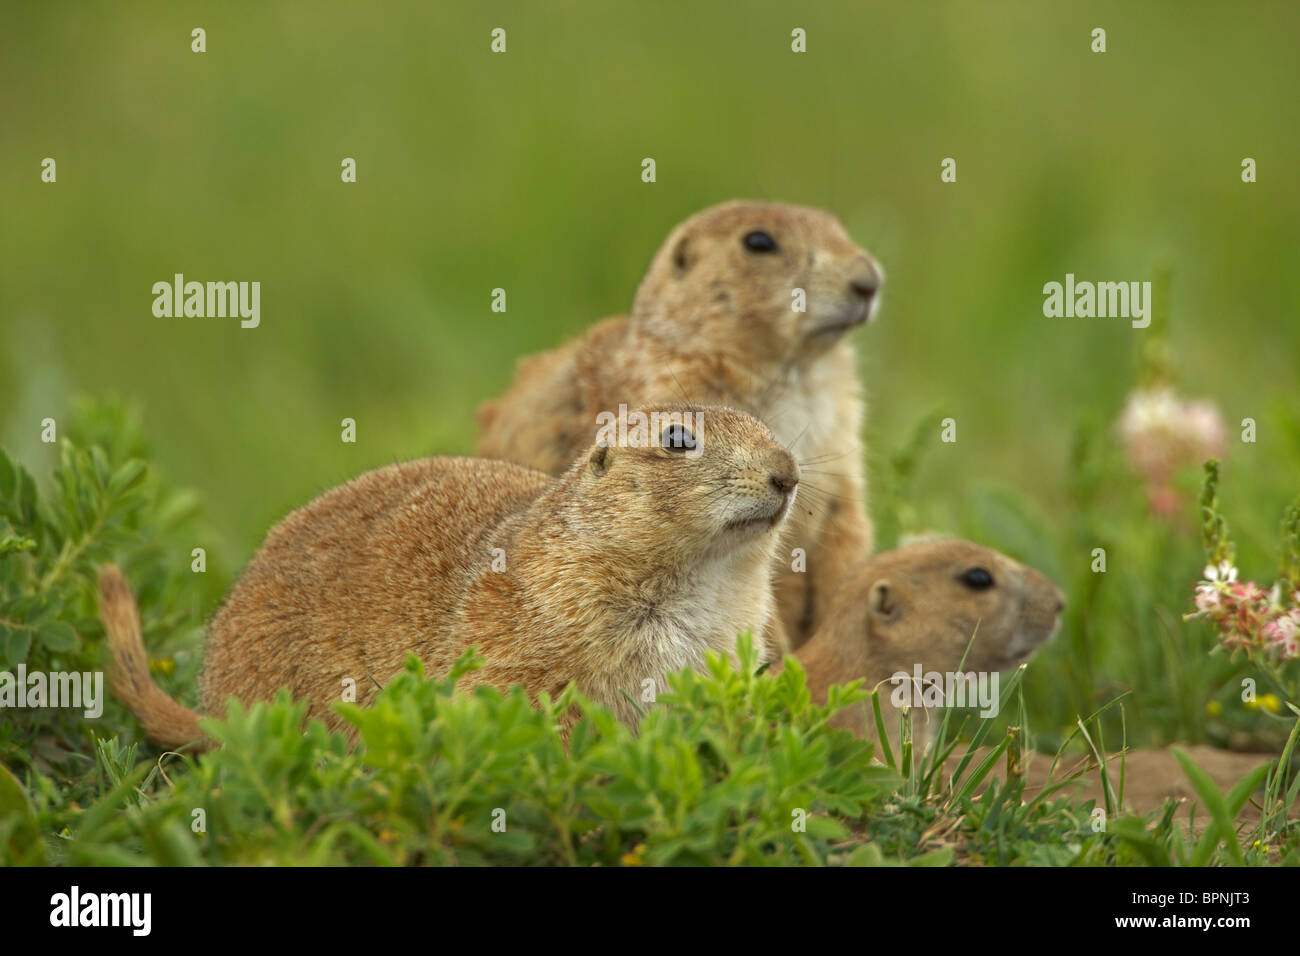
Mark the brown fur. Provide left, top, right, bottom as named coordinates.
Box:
left=97, top=565, right=204, bottom=749
left=792, top=539, right=1065, bottom=750
left=477, top=200, right=883, bottom=652
left=99, top=404, right=799, bottom=746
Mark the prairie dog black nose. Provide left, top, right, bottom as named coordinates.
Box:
left=849, top=257, right=883, bottom=300
left=850, top=273, right=881, bottom=300
left=768, top=456, right=800, bottom=495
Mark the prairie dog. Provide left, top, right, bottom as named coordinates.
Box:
left=99, top=404, right=799, bottom=747
left=477, top=200, right=883, bottom=650
left=793, top=539, right=1065, bottom=751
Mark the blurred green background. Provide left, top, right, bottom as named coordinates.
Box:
left=2, top=2, right=1298, bottom=742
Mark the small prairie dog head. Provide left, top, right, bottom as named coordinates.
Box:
left=631, top=200, right=884, bottom=363
left=575, top=404, right=799, bottom=562
left=814, top=539, right=1065, bottom=684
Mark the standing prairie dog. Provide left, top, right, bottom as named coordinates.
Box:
left=477, top=200, right=883, bottom=651
left=793, top=539, right=1065, bottom=752
left=99, top=404, right=799, bottom=747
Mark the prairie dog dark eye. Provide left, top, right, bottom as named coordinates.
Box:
left=661, top=424, right=697, bottom=453
left=959, top=567, right=994, bottom=590
left=742, top=230, right=778, bottom=253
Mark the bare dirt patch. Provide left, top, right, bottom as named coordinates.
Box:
left=950, top=745, right=1281, bottom=829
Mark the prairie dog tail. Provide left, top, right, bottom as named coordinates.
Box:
left=97, top=564, right=205, bottom=750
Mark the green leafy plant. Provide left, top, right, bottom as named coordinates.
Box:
left=22, top=640, right=911, bottom=867
left=0, top=398, right=213, bottom=794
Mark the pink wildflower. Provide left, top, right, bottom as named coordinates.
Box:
left=1118, top=387, right=1227, bottom=517
left=1186, top=562, right=1300, bottom=662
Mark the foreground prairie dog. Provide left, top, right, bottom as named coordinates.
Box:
left=793, top=539, right=1065, bottom=752
left=99, top=404, right=799, bottom=747
left=477, top=200, right=883, bottom=650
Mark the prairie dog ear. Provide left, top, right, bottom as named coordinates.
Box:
left=671, top=235, right=694, bottom=278
left=869, top=579, right=899, bottom=623
left=588, top=444, right=611, bottom=477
